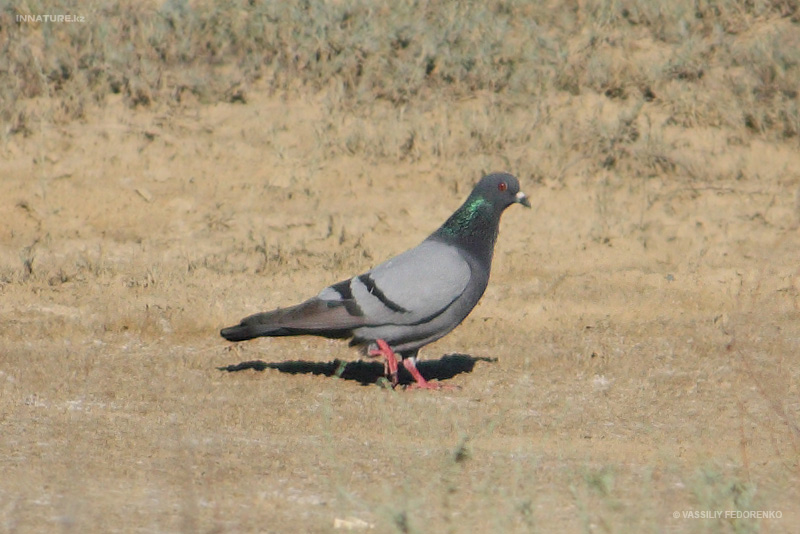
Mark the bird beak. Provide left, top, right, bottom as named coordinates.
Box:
left=515, top=191, right=531, bottom=208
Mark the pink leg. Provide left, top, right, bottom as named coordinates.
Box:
left=368, top=339, right=399, bottom=387
left=403, top=357, right=454, bottom=390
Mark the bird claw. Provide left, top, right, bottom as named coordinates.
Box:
left=401, top=356, right=456, bottom=391
left=370, top=339, right=456, bottom=390
left=369, top=339, right=400, bottom=387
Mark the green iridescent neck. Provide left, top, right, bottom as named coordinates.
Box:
left=431, top=190, right=504, bottom=269
left=438, top=195, right=493, bottom=237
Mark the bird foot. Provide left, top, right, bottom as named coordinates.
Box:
left=368, top=339, right=399, bottom=387
left=402, top=357, right=457, bottom=391
left=368, top=341, right=457, bottom=390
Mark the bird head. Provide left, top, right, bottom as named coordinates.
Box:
left=473, top=173, right=531, bottom=209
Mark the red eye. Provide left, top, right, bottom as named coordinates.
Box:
left=498, top=182, right=507, bottom=192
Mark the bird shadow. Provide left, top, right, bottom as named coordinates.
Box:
left=217, top=353, right=498, bottom=387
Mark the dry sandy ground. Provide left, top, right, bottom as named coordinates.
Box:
left=1, top=86, right=799, bottom=533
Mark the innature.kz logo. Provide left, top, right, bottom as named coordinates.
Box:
left=17, top=14, right=86, bottom=23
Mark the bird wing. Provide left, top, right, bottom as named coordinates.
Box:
left=220, top=240, right=472, bottom=342
left=318, top=240, right=472, bottom=327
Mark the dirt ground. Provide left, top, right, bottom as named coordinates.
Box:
left=2, top=81, right=800, bottom=533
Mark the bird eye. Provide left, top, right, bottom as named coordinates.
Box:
left=498, top=182, right=507, bottom=192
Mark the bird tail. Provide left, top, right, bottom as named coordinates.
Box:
left=219, top=316, right=279, bottom=341
left=220, top=298, right=359, bottom=342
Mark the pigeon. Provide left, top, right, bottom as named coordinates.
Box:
left=221, top=172, right=530, bottom=389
